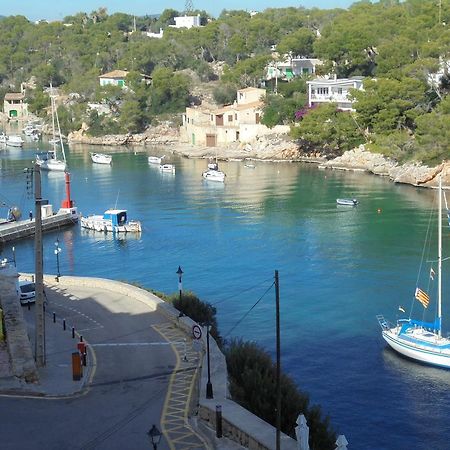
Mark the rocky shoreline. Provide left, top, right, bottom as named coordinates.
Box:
left=68, top=126, right=446, bottom=188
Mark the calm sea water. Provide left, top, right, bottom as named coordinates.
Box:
left=2, top=139, right=450, bottom=449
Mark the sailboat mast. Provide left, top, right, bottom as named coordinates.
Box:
left=54, top=100, right=66, bottom=163
left=438, top=175, right=442, bottom=337
left=50, top=84, right=56, bottom=152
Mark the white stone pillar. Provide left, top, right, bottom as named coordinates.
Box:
left=295, top=414, right=310, bottom=450
left=335, top=434, right=348, bottom=450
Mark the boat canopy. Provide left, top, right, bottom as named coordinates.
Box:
left=399, top=318, right=442, bottom=333
left=103, top=209, right=127, bottom=226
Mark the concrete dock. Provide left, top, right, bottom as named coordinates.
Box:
left=0, top=210, right=78, bottom=244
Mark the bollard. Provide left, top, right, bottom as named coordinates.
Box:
left=216, top=405, right=223, bottom=438
left=183, top=338, right=188, bottom=362
left=53, top=312, right=56, bottom=323
left=63, top=319, right=66, bottom=330
left=80, top=335, right=83, bottom=342
left=72, top=352, right=82, bottom=381
left=72, top=327, right=75, bottom=339
left=27, top=302, right=31, bottom=311
left=82, top=351, right=87, bottom=367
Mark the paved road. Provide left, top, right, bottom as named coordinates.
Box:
left=0, top=283, right=177, bottom=450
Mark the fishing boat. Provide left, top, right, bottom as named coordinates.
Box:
left=6, top=135, right=24, bottom=147
left=336, top=198, right=358, bottom=206
left=159, top=164, right=175, bottom=173
left=202, top=169, right=226, bottom=182
left=91, top=152, right=112, bottom=165
left=148, top=155, right=165, bottom=165
left=377, top=174, right=450, bottom=368
left=81, top=209, right=142, bottom=233
left=36, top=84, right=67, bottom=172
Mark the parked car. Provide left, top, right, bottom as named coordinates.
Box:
left=19, top=280, right=36, bottom=305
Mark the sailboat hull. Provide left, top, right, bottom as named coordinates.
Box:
left=382, top=329, right=450, bottom=369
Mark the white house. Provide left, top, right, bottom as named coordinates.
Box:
left=99, top=70, right=129, bottom=88
left=266, top=57, right=323, bottom=81
left=307, top=76, right=364, bottom=111
left=171, top=15, right=201, bottom=29
left=145, top=28, right=164, bottom=39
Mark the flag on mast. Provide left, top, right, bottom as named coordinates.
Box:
left=415, top=287, right=430, bottom=308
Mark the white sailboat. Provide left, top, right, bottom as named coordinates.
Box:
left=377, top=174, right=450, bottom=368
left=202, top=152, right=226, bottom=183
left=36, top=85, right=67, bottom=172
left=91, top=152, right=112, bottom=164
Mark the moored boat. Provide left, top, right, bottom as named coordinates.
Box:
left=36, top=150, right=66, bottom=172
left=81, top=209, right=142, bottom=233
left=159, top=163, right=175, bottom=173
left=377, top=174, right=450, bottom=368
left=336, top=198, right=358, bottom=206
left=202, top=169, right=226, bottom=182
left=6, top=135, right=24, bottom=147
left=91, top=152, right=112, bottom=165
left=148, top=155, right=165, bottom=164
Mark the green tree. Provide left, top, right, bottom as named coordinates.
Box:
left=119, top=98, right=146, bottom=133
left=150, top=67, right=190, bottom=113
left=276, top=28, right=316, bottom=57
left=291, top=103, right=364, bottom=154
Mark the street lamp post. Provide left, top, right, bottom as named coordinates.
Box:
left=176, top=265, right=183, bottom=302
left=147, top=424, right=162, bottom=450
left=54, top=238, right=62, bottom=282
left=206, top=322, right=213, bottom=399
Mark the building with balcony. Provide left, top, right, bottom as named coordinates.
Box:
left=307, top=76, right=364, bottom=111
left=181, top=87, right=288, bottom=147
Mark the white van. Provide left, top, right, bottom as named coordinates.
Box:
left=18, top=280, right=36, bottom=305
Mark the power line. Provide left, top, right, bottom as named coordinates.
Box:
left=212, top=276, right=274, bottom=306
left=224, top=281, right=275, bottom=338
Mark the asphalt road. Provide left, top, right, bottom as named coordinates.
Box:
left=0, top=283, right=176, bottom=450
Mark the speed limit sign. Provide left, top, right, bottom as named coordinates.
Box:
left=192, top=324, right=202, bottom=340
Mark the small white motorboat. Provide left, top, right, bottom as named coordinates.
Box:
left=159, top=164, right=175, bottom=173
left=91, top=152, right=112, bottom=165
left=6, top=135, right=24, bottom=147
left=148, top=155, right=165, bottom=164
left=202, top=169, right=226, bottom=183
left=81, top=209, right=142, bottom=233
left=336, top=198, right=359, bottom=206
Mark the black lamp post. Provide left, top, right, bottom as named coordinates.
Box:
left=206, top=322, right=214, bottom=399
left=176, top=265, right=183, bottom=302
left=54, top=238, right=61, bottom=281
left=147, top=424, right=162, bottom=450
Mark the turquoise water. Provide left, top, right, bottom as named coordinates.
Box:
left=2, top=140, right=450, bottom=449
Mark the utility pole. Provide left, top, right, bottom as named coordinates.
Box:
left=275, top=270, right=281, bottom=450
left=34, top=164, right=45, bottom=367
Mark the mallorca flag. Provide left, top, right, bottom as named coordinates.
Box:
left=415, top=287, right=430, bottom=308
left=430, top=267, right=436, bottom=281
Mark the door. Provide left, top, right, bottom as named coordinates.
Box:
left=206, top=134, right=216, bottom=147
left=191, top=133, right=195, bottom=145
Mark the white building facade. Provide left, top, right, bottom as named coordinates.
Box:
left=307, top=76, right=364, bottom=111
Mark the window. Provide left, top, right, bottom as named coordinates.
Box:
left=228, top=115, right=233, bottom=122
left=235, top=114, right=237, bottom=120
left=337, top=88, right=343, bottom=95
left=317, top=87, right=329, bottom=95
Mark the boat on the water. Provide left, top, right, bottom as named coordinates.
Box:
left=159, top=164, right=175, bottom=173
left=91, top=152, right=112, bottom=165
left=148, top=155, right=165, bottom=165
left=377, top=174, right=450, bottom=369
left=202, top=169, right=226, bottom=182
left=336, top=198, right=358, bottom=206
left=6, top=135, right=24, bottom=147
left=81, top=209, right=142, bottom=233
left=35, top=150, right=66, bottom=172
left=36, top=84, right=67, bottom=172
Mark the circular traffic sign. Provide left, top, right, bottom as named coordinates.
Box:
left=192, top=324, right=202, bottom=340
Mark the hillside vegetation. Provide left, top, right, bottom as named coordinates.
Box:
left=0, top=1, right=448, bottom=163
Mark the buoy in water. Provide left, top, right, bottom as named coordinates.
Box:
left=377, top=208, right=382, bottom=213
